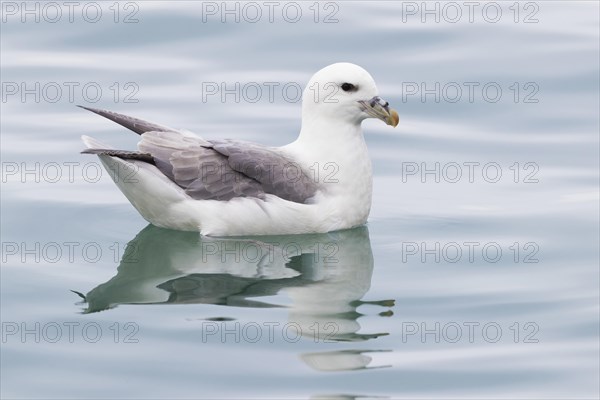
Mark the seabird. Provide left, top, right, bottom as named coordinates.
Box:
left=80, top=62, right=399, bottom=235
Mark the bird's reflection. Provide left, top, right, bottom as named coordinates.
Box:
left=79, top=224, right=393, bottom=370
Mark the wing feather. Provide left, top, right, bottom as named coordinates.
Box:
left=138, top=132, right=265, bottom=201
left=80, top=107, right=318, bottom=203
left=209, top=139, right=318, bottom=203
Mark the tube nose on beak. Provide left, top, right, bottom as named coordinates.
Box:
left=360, top=96, right=399, bottom=127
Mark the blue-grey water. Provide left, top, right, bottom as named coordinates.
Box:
left=1, top=1, right=599, bottom=398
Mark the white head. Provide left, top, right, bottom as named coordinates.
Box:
left=301, top=62, right=399, bottom=130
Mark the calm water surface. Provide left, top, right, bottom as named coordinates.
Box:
left=1, top=1, right=599, bottom=399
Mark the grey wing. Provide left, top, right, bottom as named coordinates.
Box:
left=78, top=106, right=174, bottom=135
left=79, top=106, right=266, bottom=201
left=139, top=132, right=265, bottom=201
left=139, top=133, right=318, bottom=204
left=209, top=139, right=319, bottom=204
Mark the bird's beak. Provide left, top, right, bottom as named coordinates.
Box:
left=358, top=96, right=399, bottom=127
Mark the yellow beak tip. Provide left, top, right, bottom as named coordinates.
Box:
left=388, top=109, right=399, bottom=127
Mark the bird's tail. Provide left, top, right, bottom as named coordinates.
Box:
left=81, top=134, right=114, bottom=150
left=81, top=135, right=155, bottom=163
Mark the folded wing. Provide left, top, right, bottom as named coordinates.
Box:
left=81, top=107, right=318, bottom=204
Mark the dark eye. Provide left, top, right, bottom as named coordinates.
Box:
left=341, top=82, right=357, bottom=92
